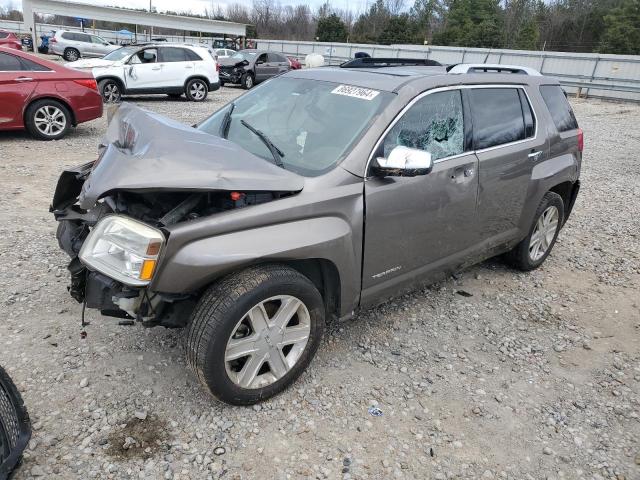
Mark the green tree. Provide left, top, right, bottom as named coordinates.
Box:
left=433, top=0, right=504, bottom=48
left=410, top=0, right=442, bottom=43
left=378, top=15, right=418, bottom=44
left=599, top=0, right=640, bottom=54
left=316, top=13, right=348, bottom=42
left=352, top=0, right=391, bottom=43
left=514, top=19, right=539, bottom=49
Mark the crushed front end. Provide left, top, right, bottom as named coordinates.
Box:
left=50, top=103, right=303, bottom=327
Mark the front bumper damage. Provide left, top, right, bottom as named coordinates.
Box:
left=50, top=164, right=194, bottom=328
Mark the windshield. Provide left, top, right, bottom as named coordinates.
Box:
left=197, top=77, right=392, bottom=176
left=231, top=51, right=255, bottom=62
left=103, top=46, right=138, bottom=61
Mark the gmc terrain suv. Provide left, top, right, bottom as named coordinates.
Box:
left=51, top=59, right=582, bottom=405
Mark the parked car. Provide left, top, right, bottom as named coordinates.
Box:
left=287, top=55, right=302, bottom=69
left=215, top=48, right=236, bottom=59
left=0, top=47, right=103, bottom=140
left=66, top=43, right=220, bottom=102
left=51, top=59, right=582, bottom=405
left=48, top=29, right=119, bottom=62
left=0, top=30, right=22, bottom=50
left=218, top=49, right=290, bottom=89
left=0, top=365, right=31, bottom=480
left=19, top=33, right=33, bottom=51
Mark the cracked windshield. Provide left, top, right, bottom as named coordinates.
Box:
left=198, top=77, right=392, bottom=176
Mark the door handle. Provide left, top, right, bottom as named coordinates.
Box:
left=15, top=77, right=33, bottom=82
left=528, top=150, right=543, bottom=161
left=151, top=66, right=161, bottom=70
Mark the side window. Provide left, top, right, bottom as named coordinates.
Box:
left=257, top=53, right=267, bottom=64
left=91, top=35, right=105, bottom=44
left=382, top=90, right=465, bottom=161
left=0, top=52, right=23, bottom=71
left=132, top=48, right=157, bottom=64
left=19, top=57, right=51, bottom=71
left=268, top=52, right=283, bottom=63
left=470, top=88, right=526, bottom=150
left=540, top=85, right=578, bottom=132
left=518, top=89, right=535, bottom=138
left=0, top=32, right=8, bottom=39
left=61, top=32, right=73, bottom=40
left=184, top=49, right=202, bottom=61
left=159, top=47, right=187, bottom=62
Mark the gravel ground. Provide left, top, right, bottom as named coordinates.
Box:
left=0, top=86, right=639, bottom=480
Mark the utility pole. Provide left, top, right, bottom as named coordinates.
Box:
left=149, top=0, right=153, bottom=40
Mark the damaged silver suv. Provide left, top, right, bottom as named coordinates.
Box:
left=51, top=59, right=583, bottom=405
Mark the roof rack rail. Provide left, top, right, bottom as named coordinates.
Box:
left=447, top=63, right=542, bottom=76
left=341, top=57, right=443, bottom=68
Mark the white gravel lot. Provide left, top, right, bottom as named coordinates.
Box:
left=0, top=85, right=639, bottom=480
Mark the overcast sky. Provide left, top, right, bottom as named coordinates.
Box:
left=0, top=0, right=361, bottom=15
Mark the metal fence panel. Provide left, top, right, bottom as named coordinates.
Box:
left=255, top=39, right=640, bottom=101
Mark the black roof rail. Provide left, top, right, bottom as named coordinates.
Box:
left=340, top=57, right=443, bottom=68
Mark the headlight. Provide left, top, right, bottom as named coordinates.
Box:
left=79, top=216, right=164, bottom=286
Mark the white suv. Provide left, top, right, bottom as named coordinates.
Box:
left=66, top=43, right=220, bottom=102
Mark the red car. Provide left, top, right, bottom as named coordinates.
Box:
left=0, top=47, right=103, bottom=140
left=287, top=56, right=302, bottom=70
left=0, top=30, right=22, bottom=50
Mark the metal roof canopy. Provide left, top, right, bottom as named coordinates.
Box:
left=22, top=0, right=247, bottom=49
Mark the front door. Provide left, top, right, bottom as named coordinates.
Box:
left=361, top=88, right=479, bottom=304
left=468, top=87, right=545, bottom=244
left=254, top=53, right=273, bottom=81
left=125, top=48, right=161, bottom=90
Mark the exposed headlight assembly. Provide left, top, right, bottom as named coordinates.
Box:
left=79, top=216, right=164, bottom=286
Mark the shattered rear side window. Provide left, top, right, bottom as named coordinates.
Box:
left=383, top=90, right=464, bottom=161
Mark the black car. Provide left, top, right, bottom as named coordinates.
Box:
left=218, top=49, right=290, bottom=89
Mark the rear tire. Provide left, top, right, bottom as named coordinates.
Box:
left=24, top=99, right=72, bottom=140
left=185, top=78, right=208, bottom=101
left=186, top=264, right=325, bottom=405
left=98, top=79, right=122, bottom=103
left=506, top=191, right=564, bottom=271
left=63, top=48, right=79, bottom=62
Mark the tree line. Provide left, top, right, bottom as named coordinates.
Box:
left=1, top=0, right=638, bottom=54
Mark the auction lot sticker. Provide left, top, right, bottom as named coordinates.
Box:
left=331, top=84, right=380, bottom=100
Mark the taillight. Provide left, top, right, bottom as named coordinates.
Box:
left=577, top=128, right=584, bottom=153
left=216, top=62, right=220, bottom=72
left=73, top=78, right=98, bottom=91
left=49, top=37, right=57, bottom=43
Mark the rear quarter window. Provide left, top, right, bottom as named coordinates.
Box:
left=470, top=88, right=527, bottom=150
left=540, top=85, right=578, bottom=132
left=0, top=32, right=8, bottom=39
left=0, top=52, right=23, bottom=71
left=184, top=49, right=203, bottom=61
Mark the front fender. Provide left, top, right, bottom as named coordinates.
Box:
left=151, top=216, right=360, bottom=311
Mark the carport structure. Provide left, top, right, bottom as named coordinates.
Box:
left=22, top=0, right=248, bottom=51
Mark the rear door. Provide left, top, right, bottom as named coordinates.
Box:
left=0, top=52, right=37, bottom=128
left=362, top=88, right=479, bottom=303
left=469, top=86, right=545, bottom=244
left=157, top=47, right=191, bottom=88
left=268, top=52, right=290, bottom=75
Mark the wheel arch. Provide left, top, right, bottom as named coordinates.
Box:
left=184, top=75, right=211, bottom=91
left=96, top=76, right=125, bottom=92
left=549, top=180, right=580, bottom=225
left=24, top=96, right=76, bottom=127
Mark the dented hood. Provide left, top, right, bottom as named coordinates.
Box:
left=78, top=103, right=304, bottom=209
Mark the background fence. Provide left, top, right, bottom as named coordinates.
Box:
left=255, top=39, right=640, bottom=102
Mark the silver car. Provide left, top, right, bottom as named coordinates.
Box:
left=48, top=29, right=119, bottom=62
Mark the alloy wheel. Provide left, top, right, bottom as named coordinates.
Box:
left=189, top=81, right=206, bottom=100
left=245, top=75, right=253, bottom=88
left=33, top=106, right=66, bottom=137
left=103, top=83, right=120, bottom=103
left=66, top=49, right=78, bottom=61
left=529, top=205, right=559, bottom=261
left=224, top=295, right=311, bottom=389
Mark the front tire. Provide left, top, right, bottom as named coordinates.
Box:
left=185, top=78, right=208, bottom=101
left=241, top=72, right=254, bottom=90
left=98, top=79, right=122, bottom=103
left=186, top=264, right=325, bottom=405
left=24, top=99, right=71, bottom=140
left=63, top=48, right=79, bottom=62
left=506, top=191, right=564, bottom=271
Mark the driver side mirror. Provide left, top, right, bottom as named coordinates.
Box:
left=374, top=146, right=433, bottom=177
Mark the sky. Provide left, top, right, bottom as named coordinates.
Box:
left=0, top=0, right=347, bottom=15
